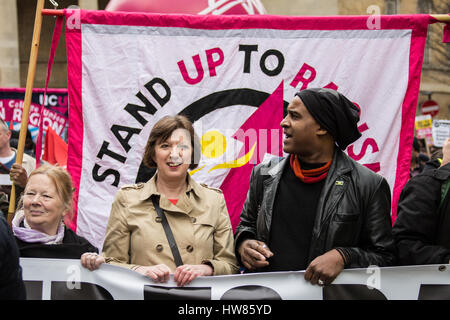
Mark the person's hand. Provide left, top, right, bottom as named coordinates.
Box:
left=135, top=264, right=171, bottom=283
left=304, top=249, right=345, bottom=286
left=173, top=264, right=213, bottom=287
left=81, top=252, right=105, bottom=271
left=238, top=239, right=273, bottom=271
left=10, top=163, right=28, bottom=188
left=441, top=138, right=450, bottom=167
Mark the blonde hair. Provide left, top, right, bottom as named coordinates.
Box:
left=23, top=164, right=75, bottom=217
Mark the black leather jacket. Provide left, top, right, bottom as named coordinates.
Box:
left=235, top=149, right=396, bottom=269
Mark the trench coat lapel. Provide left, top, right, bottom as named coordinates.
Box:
left=138, top=173, right=201, bottom=215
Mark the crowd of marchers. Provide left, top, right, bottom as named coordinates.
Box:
left=1, top=89, right=449, bottom=299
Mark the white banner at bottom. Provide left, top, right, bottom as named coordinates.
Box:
left=20, top=258, right=450, bottom=300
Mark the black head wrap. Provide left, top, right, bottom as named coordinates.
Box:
left=295, top=88, right=361, bottom=150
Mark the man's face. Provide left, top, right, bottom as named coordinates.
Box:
left=0, top=128, right=11, bottom=149
left=280, top=96, right=322, bottom=156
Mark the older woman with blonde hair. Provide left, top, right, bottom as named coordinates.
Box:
left=12, top=164, right=98, bottom=258
left=82, top=115, right=239, bottom=286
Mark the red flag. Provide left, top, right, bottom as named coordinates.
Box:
left=43, top=126, right=67, bottom=167
left=219, top=82, right=284, bottom=230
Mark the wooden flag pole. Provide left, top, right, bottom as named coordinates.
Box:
left=7, top=0, right=46, bottom=226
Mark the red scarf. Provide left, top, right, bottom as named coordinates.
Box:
left=290, top=154, right=332, bottom=183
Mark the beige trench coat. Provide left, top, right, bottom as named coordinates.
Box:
left=102, top=174, right=239, bottom=275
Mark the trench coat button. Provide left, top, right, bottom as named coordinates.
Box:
left=191, top=217, right=197, bottom=223
left=186, top=245, right=194, bottom=253
left=155, top=216, right=162, bottom=223
left=156, top=244, right=163, bottom=252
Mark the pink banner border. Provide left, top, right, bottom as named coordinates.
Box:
left=65, top=11, right=83, bottom=231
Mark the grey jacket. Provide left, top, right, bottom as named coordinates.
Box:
left=235, top=149, right=396, bottom=269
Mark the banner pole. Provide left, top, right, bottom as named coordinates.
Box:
left=42, top=9, right=64, bottom=16
left=7, top=0, right=46, bottom=226
left=430, top=14, right=450, bottom=22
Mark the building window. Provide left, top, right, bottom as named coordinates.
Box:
left=417, top=0, right=432, bottom=14
left=385, top=0, right=398, bottom=15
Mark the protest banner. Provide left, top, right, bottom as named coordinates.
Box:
left=432, top=119, right=450, bottom=147
left=415, top=114, right=433, bottom=147
left=20, top=258, right=450, bottom=300
left=65, top=10, right=430, bottom=249
left=0, top=88, right=68, bottom=140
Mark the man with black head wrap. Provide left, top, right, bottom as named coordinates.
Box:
left=235, top=88, right=396, bottom=286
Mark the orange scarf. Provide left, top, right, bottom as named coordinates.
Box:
left=290, top=154, right=332, bottom=183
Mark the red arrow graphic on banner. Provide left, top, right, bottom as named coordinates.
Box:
left=220, top=82, right=284, bottom=230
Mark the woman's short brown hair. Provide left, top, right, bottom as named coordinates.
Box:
left=143, top=115, right=201, bottom=170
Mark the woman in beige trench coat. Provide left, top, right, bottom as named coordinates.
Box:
left=82, top=115, right=239, bottom=286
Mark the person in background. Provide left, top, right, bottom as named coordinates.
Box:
left=422, top=145, right=443, bottom=172
left=410, top=137, right=428, bottom=178
left=9, top=130, right=19, bottom=149
left=0, top=213, right=26, bottom=300
left=9, top=129, right=36, bottom=158
left=10, top=129, right=35, bottom=158
left=0, top=192, right=9, bottom=220
left=81, top=115, right=239, bottom=287
left=24, top=129, right=36, bottom=158
left=235, top=88, right=396, bottom=286
left=393, top=138, right=450, bottom=265
left=0, top=120, right=35, bottom=219
left=12, top=164, right=98, bottom=258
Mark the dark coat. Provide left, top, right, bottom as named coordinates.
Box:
left=393, top=162, right=450, bottom=265
left=16, top=227, right=98, bottom=259
left=0, top=215, right=26, bottom=300
left=235, top=148, right=397, bottom=269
